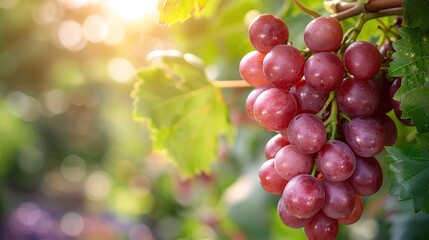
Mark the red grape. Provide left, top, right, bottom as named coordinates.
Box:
left=278, top=198, right=311, bottom=228
left=304, top=52, right=345, bottom=93
left=348, top=156, right=383, bottom=196
left=264, top=133, right=289, bottom=159
left=317, top=140, right=356, bottom=182
left=239, top=51, right=270, bottom=87
left=304, top=211, right=339, bottom=240
left=248, top=14, right=289, bottom=54
left=245, top=85, right=272, bottom=121
left=338, top=195, right=364, bottom=224
left=344, top=41, right=382, bottom=80
left=343, top=117, right=385, bottom=157
left=321, top=180, right=355, bottom=219
left=290, top=79, right=329, bottom=114
left=287, top=113, right=327, bottom=154
left=274, top=145, right=313, bottom=181
left=304, top=16, right=343, bottom=52
left=258, top=159, right=288, bottom=194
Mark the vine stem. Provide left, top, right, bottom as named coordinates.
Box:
left=292, top=0, right=321, bottom=18
left=210, top=80, right=251, bottom=88
left=329, top=0, right=404, bottom=21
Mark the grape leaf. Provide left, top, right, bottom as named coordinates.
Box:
left=386, top=145, right=429, bottom=212
left=388, top=27, right=429, bottom=133
left=158, top=0, right=219, bottom=25
left=403, top=0, right=429, bottom=31
left=131, top=51, right=234, bottom=177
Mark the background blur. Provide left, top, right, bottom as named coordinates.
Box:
left=0, top=0, right=427, bottom=239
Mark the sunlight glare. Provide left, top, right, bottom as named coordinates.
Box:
left=104, top=0, right=158, bottom=21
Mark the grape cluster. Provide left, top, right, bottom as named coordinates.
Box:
left=241, top=14, right=407, bottom=239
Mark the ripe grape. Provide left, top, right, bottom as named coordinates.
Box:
left=338, top=195, right=363, bottom=225
left=304, top=16, right=343, bottom=52
left=321, top=180, right=355, bottom=219
left=373, top=114, right=397, bottom=146
left=258, top=159, right=288, bottom=194
left=239, top=51, right=270, bottom=87
left=290, top=79, right=329, bottom=114
left=287, top=113, right=327, bottom=154
left=336, top=76, right=380, bottom=117
left=263, top=44, right=305, bottom=89
left=245, top=85, right=272, bottom=121
left=277, top=197, right=311, bottom=228
left=371, top=75, right=393, bottom=114
left=253, top=88, right=297, bottom=131
left=343, top=117, right=385, bottom=157
left=344, top=41, right=382, bottom=80
left=348, top=156, right=383, bottom=196
left=248, top=14, right=289, bottom=53
left=264, top=134, right=289, bottom=159
left=282, top=174, right=325, bottom=219
left=304, top=211, right=339, bottom=240
left=304, top=52, right=345, bottom=92
left=274, top=145, right=313, bottom=181
left=317, top=140, right=356, bottom=182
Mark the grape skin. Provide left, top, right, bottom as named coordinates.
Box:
left=321, top=180, right=355, bottom=219
left=287, top=113, right=327, bottom=154
left=248, top=14, right=289, bottom=54
left=274, top=145, right=313, bottom=181
left=253, top=88, right=297, bottom=131
left=304, top=52, right=345, bottom=93
left=264, top=133, right=289, bottom=159
left=317, top=140, right=356, bottom=182
left=239, top=51, right=270, bottom=87
left=336, top=76, right=380, bottom=117
left=348, top=156, right=383, bottom=196
left=277, top=197, right=311, bottom=228
left=258, top=159, right=288, bottom=194
left=343, top=117, right=385, bottom=157
left=304, top=211, right=339, bottom=240
left=304, top=16, right=343, bottom=52
left=338, top=195, right=364, bottom=225
left=263, top=44, right=305, bottom=89
left=245, top=85, right=272, bottom=121
left=344, top=41, right=382, bottom=80
left=282, top=174, right=325, bottom=219
left=290, top=79, right=329, bottom=114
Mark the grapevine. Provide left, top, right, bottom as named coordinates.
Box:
left=240, top=1, right=408, bottom=239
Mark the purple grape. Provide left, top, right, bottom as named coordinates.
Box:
left=304, top=52, right=345, bottom=92
left=344, top=41, right=382, bottom=80
left=282, top=174, right=325, bottom=219
left=290, top=79, right=329, bottom=114
left=263, top=44, right=305, bottom=89
left=321, top=180, right=355, bottom=219
left=274, top=145, right=313, bottom=181
left=304, top=16, right=343, bottom=52
left=338, top=194, right=363, bottom=225
left=317, top=140, right=356, bottom=182
left=373, top=114, right=398, bottom=146
left=248, top=14, right=289, bottom=53
left=258, top=159, right=288, bottom=194
left=287, top=113, right=327, bottom=154
left=336, top=76, right=380, bottom=117
left=253, top=88, right=297, bottom=131
left=348, top=156, right=383, bottom=196
left=343, top=117, right=385, bottom=157
left=371, top=74, right=393, bottom=114
left=304, top=211, right=339, bottom=240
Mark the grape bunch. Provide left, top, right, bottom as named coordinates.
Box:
left=241, top=14, right=408, bottom=239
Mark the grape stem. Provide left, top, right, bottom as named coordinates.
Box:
left=330, top=1, right=404, bottom=21
left=329, top=0, right=403, bottom=14
left=291, top=0, right=321, bottom=18
left=316, top=91, right=335, bottom=119
left=323, top=97, right=339, bottom=140
left=210, top=80, right=251, bottom=88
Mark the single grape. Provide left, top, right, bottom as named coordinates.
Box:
left=239, top=51, right=270, bottom=87
left=264, top=133, right=289, bottom=159
left=343, top=117, right=385, bottom=157
left=389, top=77, right=413, bottom=126
left=338, top=194, right=364, bottom=225
left=304, top=16, right=343, bottom=52
left=373, top=114, right=398, bottom=146
left=258, top=159, right=288, bottom=194
left=277, top=197, right=311, bottom=228
left=253, top=88, right=297, bottom=131
left=379, top=42, right=395, bottom=63
left=274, top=145, right=313, bottom=181
left=304, top=52, right=345, bottom=93
left=290, top=79, right=329, bottom=114
left=348, top=156, right=383, bottom=196
left=321, top=180, right=355, bottom=219
left=304, top=211, right=339, bottom=240
left=317, top=140, right=356, bottom=182
left=248, top=14, right=289, bottom=53
left=245, top=85, right=272, bottom=121
left=263, top=44, right=305, bottom=89
left=336, top=76, right=380, bottom=117
left=287, top=113, right=327, bottom=154
left=344, top=41, right=382, bottom=80
left=282, top=174, right=325, bottom=219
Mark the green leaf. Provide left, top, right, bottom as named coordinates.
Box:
left=403, top=0, right=429, bottom=30
left=158, top=0, right=219, bottom=25
left=131, top=51, right=234, bottom=177
left=388, top=27, right=429, bottom=133
left=386, top=145, right=429, bottom=212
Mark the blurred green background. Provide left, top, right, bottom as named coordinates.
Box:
left=0, top=0, right=427, bottom=239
